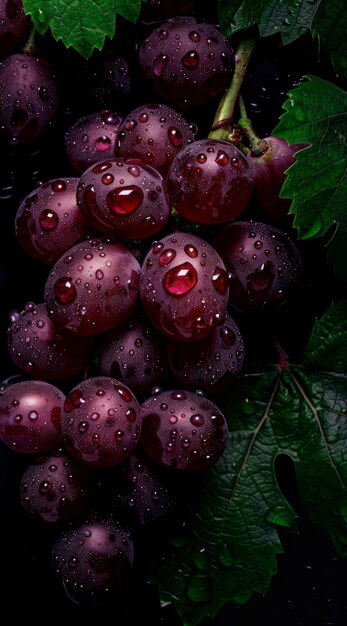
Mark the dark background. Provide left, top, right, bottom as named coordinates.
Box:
left=1, top=2, right=347, bottom=624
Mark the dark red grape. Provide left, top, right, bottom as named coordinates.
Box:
left=0, top=0, right=30, bottom=58
left=167, top=138, right=254, bottom=224
left=76, top=158, right=170, bottom=240
left=115, top=103, right=196, bottom=176
left=65, top=110, right=123, bottom=175
left=20, top=447, right=95, bottom=523
left=44, top=237, right=140, bottom=336
left=139, top=17, right=234, bottom=109
left=167, top=312, right=245, bottom=392
left=15, top=177, right=91, bottom=264
left=7, top=302, right=93, bottom=380
left=99, top=310, right=169, bottom=396
left=247, top=136, right=306, bottom=223
left=213, top=220, right=302, bottom=310
left=52, top=515, right=134, bottom=605
left=101, top=449, right=176, bottom=526
left=140, top=232, right=230, bottom=342
left=139, top=389, right=228, bottom=470
left=61, top=376, right=141, bottom=467
left=0, top=53, right=59, bottom=146
left=0, top=380, right=64, bottom=454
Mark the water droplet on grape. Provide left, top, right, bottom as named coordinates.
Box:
left=107, top=185, right=143, bottom=215
left=163, top=262, right=197, bottom=296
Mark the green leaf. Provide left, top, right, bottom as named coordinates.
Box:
left=304, top=300, right=347, bottom=372
left=218, top=0, right=347, bottom=77
left=272, top=75, right=347, bottom=280
left=23, top=0, right=142, bottom=58
left=150, top=367, right=347, bottom=625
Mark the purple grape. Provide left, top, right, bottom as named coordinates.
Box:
left=79, top=55, right=132, bottom=108
left=20, top=447, right=95, bottom=523
left=213, top=220, right=302, bottom=310
left=139, top=17, right=234, bottom=109
left=52, top=515, right=134, bottom=605
left=0, top=0, right=30, bottom=58
left=7, top=302, right=93, bottom=380
left=139, top=232, right=229, bottom=342
left=0, top=380, right=64, bottom=454
left=44, top=237, right=140, bottom=336
left=76, top=159, right=170, bottom=240
left=15, top=177, right=91, bottom=264
left=0, top=53, right=59, bottom=146
left=167, top=312, right=245, bottom=392
left=139, top=389, right=228, bottom=470
left=61, top=376, right=141, bottom=467
left=115, top=103, right=196, bottom=176
left=99, top=310, right=169, bottom=396
left=65, top=110, right=123, bottom=175
left=101, top=449, right=176, bottom=526
left=167, top=138, right=254, bottom=224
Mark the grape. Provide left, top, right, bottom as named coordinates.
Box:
left=44, top=237, right=140, bottom=336
left=65, top=110, right=123, bottom=175
left=138, top=16, right=234, bottom=109
left=167, top=138, right=254, bottom=224
left=139, top=232, right=229, bottom=342
left=0, top=0, right=30, bottom=58
left=76, top=158, right=170, bottom=240
left=213, top=220, right=302, bottom=310
left=246, top=136, right=306, bottom=223
left=115, top=103, right=196, bottom=176
left=100, top=449, right=176, bottom=526
left=60, top=376, right=141, bottom=467
left=167, top=312, right=245, bottom=392
left=52, top=515, right=134, bottom=606
left=0, top=53, right=59, bottom=146
left=20, top=447, right=95, bottom=523
left=79, top=55, right=133, bottom=109
left=0, top=380, right=64, bottom=454
left=139, top=389, right=228, bottom=470
left=7, top=302, right=93, bottom=380
left=99, top=310, right=169, bottom=396
left=15, top=177, right=91, bottom=264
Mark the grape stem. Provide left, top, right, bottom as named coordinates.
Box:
left=238, top=95, right=269, bottom=156
left=208, top=37, right=256, bottom=141
left=22, top=24, right=37, bottom=55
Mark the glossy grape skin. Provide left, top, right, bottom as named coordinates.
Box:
left=20, top=447, right=95, bottom=523
left=247, top=136, right=306, bottom=223
left=213, top=220, right=302, bottom=310
left=139, top=389, right=228, bottom=471
left=0, top=53, right=59, bottom=147
left=60, top=376, right=141, bottom=468
left=44, top=238, right=140, bottom=336
left=76, top=159, right=170, bottom=240
left=65, top=110, right=123, bottom=175
left=0, top=380, right=64, bottom=454
left=167, top=312, right=245, bottom=392
left=99, top=310, right=169, bottom=396
left=139, top=232, right=229, bottom=342
left=167, top=138, right=254, bottom=224
left=0, top=0, right=30, bottom=58
left=15, top=177, right=91, bottom=264
left=115, top=103, right=196, bottom=176
left=7, top=302, right=93, bottom=380
left=100, top=449, right=176, bottom=526
left=52, top=515, right=134, bottom=606
left=139, top=17, right=234, bottom=109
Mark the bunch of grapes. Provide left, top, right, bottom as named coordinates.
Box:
left=0, top=0, right=340, bottom=621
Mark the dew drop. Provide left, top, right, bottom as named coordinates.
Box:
left=215, top=151, right=229, bottom=166
left=107, top=185, right=143, bottom=215
left=190, top=414, right=205, bottom=427
left=168, top=126, right=183, bottom=148
left=182, top=50, right=200, bottom=69
left=54, top=277, right=77, bottom=305
left=39, top=209, right=59, bottom=230
left=102, top=173, right=114, bottom=185
left=163, top=262, right=197, bottom=296
left=212, top=266, right=229, bottom=294
left=159, top=248, right=176, bottom=266
left=78, top=421, right=89, bottom=433
left=39, top=480, right=52, bottom=494
left=184, top=244, right=198, bottom=258
left=153, top=54, right=169, bottom=77
left=95, top=136, right=111, bottom=151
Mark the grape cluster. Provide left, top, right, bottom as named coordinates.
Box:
left=0, top=0, right=312, bottom=616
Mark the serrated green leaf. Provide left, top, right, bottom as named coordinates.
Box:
left=272, top=75, right=347, bottom=280
left=303, top=300, right=347, bottom=372
left=23, top=0, right=142, bottom=58
left=218, top=0, right=347, bottom=77
left=150, top=363, right=347, bottom=626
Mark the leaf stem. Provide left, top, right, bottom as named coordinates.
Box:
left=208, top=37, right=256, bottom=141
